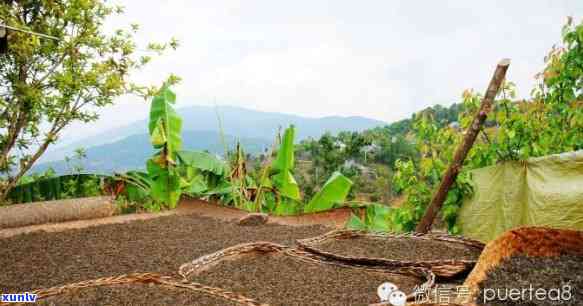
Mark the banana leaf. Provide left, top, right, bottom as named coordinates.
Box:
left=113, top=171, right=151, bottom=203
left=241, top=201, right=256, bottom=212
left=145, top=86, right=184, bottom=208
left=148, top=86, right=182, bottom=164
left=146, top=158, right=167, bottom=178
left=125, top=183, right=149, bottom=203
left=203, top=181, right=234, bottom=196
left=346, top=213, right=367, bottom=230
left=263, top=192, right=277, bottom=213
left=186, top=175, right=209, bottom=195
left=274, top=198, right=302, bottom=216
left=345, top=204, right=392, bottom=231
left=117, top=171, right=152, bottom=192
left=304, top=171, right=352, bottom=213
left=365, top=203, right=391, bottom=231
left=150, top=169, right=181, bottom=209
left=270, top=125, right=300, bottom=200
left=176, top=150, right=227, bottom=176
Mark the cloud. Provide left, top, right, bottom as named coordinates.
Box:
left=56, top=0, right=583, bottom=143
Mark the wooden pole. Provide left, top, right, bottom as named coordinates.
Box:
left=415, top=59, right=510, bottom=234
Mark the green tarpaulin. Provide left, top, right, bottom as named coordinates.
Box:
left=458, top=150, right=583, bottom=242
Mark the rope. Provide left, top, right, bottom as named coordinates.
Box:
left=296, top=229, right=484, bottom=278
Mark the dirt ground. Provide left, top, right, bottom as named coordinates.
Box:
left=319, top=236, right=482, bottom=261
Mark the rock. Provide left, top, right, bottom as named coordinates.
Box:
left=237, top=213, right=269, bottom=226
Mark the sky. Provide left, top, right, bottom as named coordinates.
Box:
left=58, top=0, right=582, bottom=144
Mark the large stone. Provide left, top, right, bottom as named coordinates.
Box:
left=237, top=213, right=269, bottom=226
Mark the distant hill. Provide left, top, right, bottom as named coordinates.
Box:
left=41, top=105, right=385, bottom=162
left=33, top=130, right=271, bottom=174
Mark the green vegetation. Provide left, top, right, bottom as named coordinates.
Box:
left=110, top=86, right=353, bottom=215
left=346, top=203, right=391, bottom=231
left=196, top=124, right=354, bottom=215
left=6, top=149, right=103, bottom=205
left=354, top=19, right=582, bottom=233
left=116, top=86, right=223, bottom=211
left=304, top=172, right=352, bottom=213
left=1, top=6, right=580, bottom=239
left=294, top=103, right=459, bottom=204
left=101, top=85, right=354, bottom=215
left=146, top=85, right=184, bottom=209
left=0, top=0, right=176, bottom=203
left=7, top=174, right=103, bottom=205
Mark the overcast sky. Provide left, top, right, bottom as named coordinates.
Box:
left=59, top=0, right=582, bottom=143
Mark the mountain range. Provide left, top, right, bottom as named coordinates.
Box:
left=34, top=105, right=385, bottom=174
left=33, top=130, right=271, bottom=174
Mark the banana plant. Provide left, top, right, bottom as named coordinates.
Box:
left=197, top=142, right=256, bottom=210
left=255, top=125, right=302, bottom=215
left=251, top=125, right=355, bottom=215
left=229, top=142, right=253, bottom=209
left=270, top=126, right=301, bottom=200
left=114, top=171, right=152, bottom=203
left=253, top=137, right=278, bottom=213
left=146, top=85, right=183, bottom=209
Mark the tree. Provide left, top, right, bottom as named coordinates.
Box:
left=64, top=147, right=87, bottom=174
left=309, top=133, right=343, bottom=186
left=375, top=134, right=417, bottom=167
left=338, top=131, right=370, bottom=161
left=391, top=19, right=582, bottom=234
left=0, top=1, right=177, bottom=202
